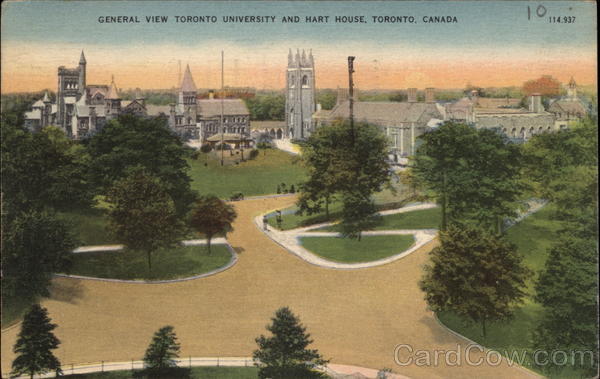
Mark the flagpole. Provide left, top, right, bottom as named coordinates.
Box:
left=220, top=50, right=225, bottom=166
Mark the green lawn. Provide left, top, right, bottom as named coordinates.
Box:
left=188, top=149, right=306, bottom=199
left=319, top=207, right=441, bottom=233
left=0, top=293, right=37, bottom=329
left=63, top=366, right=259, bottom=378
left=266, top=181, right=417, bottom=231
left=64, top=245, right=232, bottom=281
left=299, top=235, right=415, bottom=263
left=436, top=205, right=584, bottom=377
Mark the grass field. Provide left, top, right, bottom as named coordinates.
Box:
left=436, top=205, right=581, bottom=377
left=57, top=208, right=114, bottom=246
left=65, top=245, right=232, bottom=281
left=63, top=366, right=259, bottom=378
left=188, top=149, right=306, bottom=199
left=299, top=235, right=415, bottom=263
left=320, top=207, right=441, bottom=233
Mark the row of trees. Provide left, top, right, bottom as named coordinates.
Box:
left=414, top=119, right=597, bottom=375
left=1, top=111, right=236, bottom=308
left=11, top=305, right=327, bottom=379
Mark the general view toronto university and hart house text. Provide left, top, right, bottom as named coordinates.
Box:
left=24, top=49, right=590, bottom=161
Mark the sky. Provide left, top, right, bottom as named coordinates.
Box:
left=1, top=1, right=597, bottom=93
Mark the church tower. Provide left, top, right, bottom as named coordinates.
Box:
left=78, top=50, right=87, bottom=98
left=285, top=49, right=316, bottom=140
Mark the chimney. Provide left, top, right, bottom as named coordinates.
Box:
left=529, top=94, right=543, bottom=113
left=209, top=90, right=214, bottom=100
left=425, top=88, right=436, bottom=103
left=407, top=88, right=417, bottom=103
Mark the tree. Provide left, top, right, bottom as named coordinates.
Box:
left=188, top=195, right=237, bottom=254
left=253, top=307, right=328, bottom=378
left=85, top=114, right=196, bottom=215
left=106, top=169, right=184, bottom=271
left=298, top=120, right=390, bottom=238
left=1, top=121, right=93, bottom=216
left=338, top=191, right=380, bottom=241
left=11, top=304, right=62, bottom=379
left=533, top=233, right=598, bottom=376
left=419, top=225, right=531, bottom=338
left=143, top=326, right=181, bottom=370
left=413, top=122, right=523, bottom=233
left=522, top=75, right=560, bottom=96
left=2, top=211, right=76, bottom=300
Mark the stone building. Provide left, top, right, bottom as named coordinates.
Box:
left=313, top=87, right=445, bottom=161
left=285, top=49, right=316, bottom=140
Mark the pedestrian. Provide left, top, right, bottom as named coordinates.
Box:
left=263, top=215, right=268, bottom=231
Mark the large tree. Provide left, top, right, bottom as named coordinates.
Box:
left=11, top=304, right=62, bottom=379
left=419, top=225, right=531, bottom=338
left=1, top=120, right=94, bottom=216
left=106, top=169, right=184, bottom=271
left=2, top=211, right=76, bottom=300
left=298, top=120, right=390, bottom=238
left=413, top=122, right=523, bottom=233
left=253, top=307, right=328, bottom=379
left=188, top=195, right=237, bottom=254
left=85, top=114, right=196, bottom=215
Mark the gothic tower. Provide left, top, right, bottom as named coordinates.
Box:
left=57, top=52, right=84, bottom=135
left=285, top=49, right=316, bottom=140
left=78, top=50, right=87, bottom=98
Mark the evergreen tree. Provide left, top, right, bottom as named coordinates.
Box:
left=11, top=304, right=62, bottom=379
left=253, top=307, right=328, bottom=378
left=143, top=326, right=181, bottom=370
left=106, top=169, right=184, bottom=271
left=419, top=225, right=531, bottom=338
left=188, top=195, right=237, bottom=254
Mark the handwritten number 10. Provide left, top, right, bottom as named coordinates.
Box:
left=528, top=5, right=547, bottom=20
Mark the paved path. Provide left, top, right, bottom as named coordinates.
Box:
left=256, top=203, right=438, bottom=269
left=1, top=197, right=540, bottom=379
left=72, top=237, right=228, bottom=253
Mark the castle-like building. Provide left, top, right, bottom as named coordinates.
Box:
left=25, top=52, right=250, bottom=144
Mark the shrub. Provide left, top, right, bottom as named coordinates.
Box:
left=249, top=149, right=260, bottom=160
left=200, top=144, right=213, bottom=153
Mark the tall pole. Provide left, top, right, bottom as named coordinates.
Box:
left=220, top=50, right=225, bottom=166
left=348, top=56, right=355, bottom=146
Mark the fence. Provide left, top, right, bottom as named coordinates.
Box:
left=6, top=357, right=257, bottom=379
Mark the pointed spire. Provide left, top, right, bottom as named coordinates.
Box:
left=288, top=49, right=293, bottom=66
left=79, top=50, right=86, bottom=65
left=42, top=91, right=50, bottom=103
left=180, top=64, right=197, bottom=92
left=301, top=50, right=307, bottom=66
left=569, top=76, right=576, bottom=87
left=295, top=49, right=301, bottom=67
left=106, top=75, right=120, bottom=99
left=308, top=49, right=314, bottom=66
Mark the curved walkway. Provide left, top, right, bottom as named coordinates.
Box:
left=255, top=203, right=438, bottom=269
left=1, top=197, right=540, bottom=379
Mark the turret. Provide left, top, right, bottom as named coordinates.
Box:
left=288, top=49, right=293, bottom=67
left=567, top=77, right=577, bottom=100
left=78, top=50, right=87, bottom=97
left=105, top=75, right=121, bottom=118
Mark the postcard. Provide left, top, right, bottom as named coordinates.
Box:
left=1, top=1, right=597, bottom=378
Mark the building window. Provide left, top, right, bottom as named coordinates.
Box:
left=302, top=75, right=308, bottom=86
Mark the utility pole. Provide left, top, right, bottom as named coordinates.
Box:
left=220, top=51, right=225, bottom=166
left=348, top=56, right=356, bottom=146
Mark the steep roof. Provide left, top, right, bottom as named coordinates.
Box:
left=324, top=101, right=443, bottom=126
left=79, top=50, right=86, bottom=65
left=146, top=105, right=171, bottom=116
left=106, top=76, right=120, bottom=99
left=180, top=64, right=197, bottom=92
left=548, top=99, right=587, bottom=116
left=42, top=91, right=50, bottom=102
left=197, top=99, right=249, bottom=117
left=475, top=112, right=555, bottom=130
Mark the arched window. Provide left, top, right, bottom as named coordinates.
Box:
left=302, top=75, right=308, bottom=86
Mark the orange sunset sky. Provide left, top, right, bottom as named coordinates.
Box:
left=1, top=1, right=597, bottom=93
